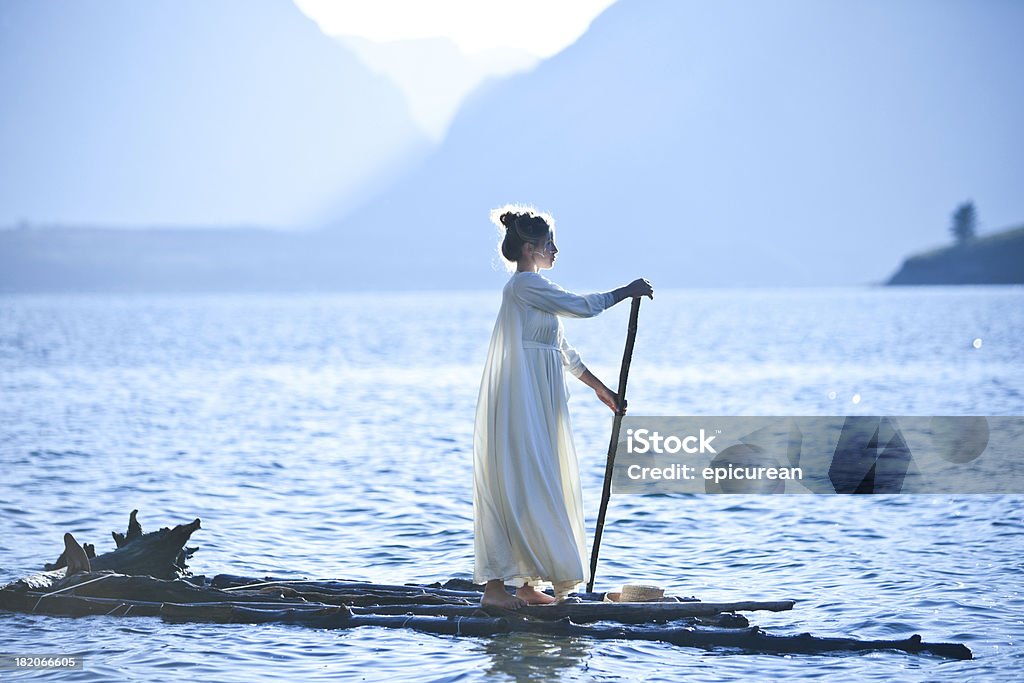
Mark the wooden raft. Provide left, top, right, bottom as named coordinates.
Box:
left=0, top=511, right=973, bottom=661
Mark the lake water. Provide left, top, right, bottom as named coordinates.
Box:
left=1, top=286, right=1022, bottom=682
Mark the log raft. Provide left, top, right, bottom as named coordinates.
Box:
left=0, top=511, right=973, bottom=661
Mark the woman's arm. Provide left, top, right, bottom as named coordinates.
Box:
left=608, top=278, right=654, bottom=306
left=513, top=273, right=614, bottom=318
left=513, top=275, right=653, bottom=318
left=556, top=335, right=618, bottom=412
left=577, top=368, right=621, bottom=413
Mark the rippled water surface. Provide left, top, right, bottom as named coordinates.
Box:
left=1, top=287, right=1022, bottom=681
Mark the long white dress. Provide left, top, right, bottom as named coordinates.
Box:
left=473, top=271, right=615, bottom=593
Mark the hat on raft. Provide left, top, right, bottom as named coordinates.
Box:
left=604, top=584, right=665, bottom=602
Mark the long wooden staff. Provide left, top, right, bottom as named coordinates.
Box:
left=587, top=296, right=641, bottom=593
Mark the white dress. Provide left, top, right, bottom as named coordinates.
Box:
left=473, top=271, right=615, bottom=593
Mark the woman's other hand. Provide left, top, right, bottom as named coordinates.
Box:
left=626, top=278, right=654, bottom=299
left=578, top=370, right=622, bottom=412
left=613, top=279, right=654, bottom=303
left=595, top=384, right=619, bottom=412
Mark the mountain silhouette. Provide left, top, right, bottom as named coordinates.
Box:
left=0, top=0, right=428, bottom=227
left=319, top=0, right=1024, bottom=289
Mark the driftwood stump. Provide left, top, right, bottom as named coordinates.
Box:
left=44, top=510, right=200, bottom=579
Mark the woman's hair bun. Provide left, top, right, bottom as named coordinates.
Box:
left=499, top=211, right=518, bottom=230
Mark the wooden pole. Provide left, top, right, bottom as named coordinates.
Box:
left=587, top=297, right=641, bottom=593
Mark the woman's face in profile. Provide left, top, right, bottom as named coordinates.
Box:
left=533, top=230, right=558, bottom=269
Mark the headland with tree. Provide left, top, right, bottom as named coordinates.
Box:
left=887, top=202, right=1024, bottom=285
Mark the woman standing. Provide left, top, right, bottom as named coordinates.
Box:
left=474, top=205, right=653, bottom=609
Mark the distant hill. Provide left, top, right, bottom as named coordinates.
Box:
left=0, top=0, right=428, bottom=227
left=318, top=0, right=1024, bottom=290
left=887, top=226, right=1024, bottom=285
left=0, top=226, right=336, bottom=293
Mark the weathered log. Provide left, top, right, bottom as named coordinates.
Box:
left=0, top=572, right=311, bottom=609
left=0, top=593, right=330, bottom=618
left=211, top=574, right=487, bottom=600
left=209, top=575, right=787, bottom=617
left=507, top=600, right=794, bottom=621
left=694, top=613, right=750, bottom=628
left=237, top=589, right=782, bottom=621
left=351, top=604, right=750, bottom=627
left=156, top=602, right=973, bottom=660
left=0, top=592, right=165, bottom=617
left=215, top=574, right=703, bottom=605
left=44, top=511, right=200, bottom=579
left=275, top=591, right=474, bottom=607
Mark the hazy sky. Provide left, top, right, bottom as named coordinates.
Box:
left=3, top=0, right=1020, bottom=283
left=293, top=0, right=617, bottom=56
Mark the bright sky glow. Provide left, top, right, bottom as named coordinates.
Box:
left=293, top=0, right=617, bottom=57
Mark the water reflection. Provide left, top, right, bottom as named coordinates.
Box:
left=479, top=633, right=592, bottom=682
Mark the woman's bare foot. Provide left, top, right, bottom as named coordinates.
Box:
left=516, top=585, right=557, bottom=605
left=481, top=580, right=527, bottom=610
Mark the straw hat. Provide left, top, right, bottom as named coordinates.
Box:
left=619, top=584, right=665, bottom=602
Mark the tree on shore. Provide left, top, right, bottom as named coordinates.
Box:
left=951, top=201, right=977, bottom=244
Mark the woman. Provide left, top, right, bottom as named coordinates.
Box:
left=473, top=205, right=654, bottom=609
